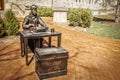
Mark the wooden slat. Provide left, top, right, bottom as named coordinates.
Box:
left=1, top=0, right=4, bottom=10
left=0, top=0, right=1, bottom=9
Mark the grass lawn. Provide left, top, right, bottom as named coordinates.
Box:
left=84, top=21, right=120, bottom=39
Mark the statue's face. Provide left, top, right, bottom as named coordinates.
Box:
left=31, top=8, right=37, bottom=16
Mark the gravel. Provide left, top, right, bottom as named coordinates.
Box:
left=0, top=35, right=20, bottom=45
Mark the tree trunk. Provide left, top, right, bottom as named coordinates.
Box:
left=115, top=0, right=120, bottom=23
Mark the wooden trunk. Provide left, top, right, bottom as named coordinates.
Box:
left=34, top=47, right=69, bottom=80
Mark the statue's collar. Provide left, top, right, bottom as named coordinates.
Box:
left=29, top=13, right=38, bottom=18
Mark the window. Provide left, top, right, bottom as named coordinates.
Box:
left=0, top=0, right=4, bottom=10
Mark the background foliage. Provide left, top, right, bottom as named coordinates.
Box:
left=0, top=17, right=5, bottom=37
left=37, top=8, right=53, bottom=17
left=84, top=21, right=120, bottom=39
left=68, top=8, right=93, bottom=27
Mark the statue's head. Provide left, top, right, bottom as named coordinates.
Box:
left=30, top=5, right=38, bottom=16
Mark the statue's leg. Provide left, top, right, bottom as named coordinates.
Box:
left=28, top=39, right=35, bottom=53
left=40, top=38, right=43, bottom=48
left=35, top=38, right=43, bottom=48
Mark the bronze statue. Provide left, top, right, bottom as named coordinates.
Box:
left=22, top=4, right=48, bottom=52
left=22, top=4, right=48, bottom=32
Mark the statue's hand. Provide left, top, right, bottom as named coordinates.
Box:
left=29, top=24, right=34, bottom=28
left=29, top=27, right=34, bottom=31
left=43, top=26, right=48, bottom=30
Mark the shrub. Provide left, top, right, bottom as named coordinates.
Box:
left=37, top=8, right=53, bottom=17
left=4, top=9, right=20, bottom=35
left=0, top=17, right=5, bottom=37
left=68, top=8, right=93, bottom=27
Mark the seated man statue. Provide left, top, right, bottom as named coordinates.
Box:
left=22, top=4, right=48, bottom=52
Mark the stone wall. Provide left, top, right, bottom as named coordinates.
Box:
left=11, top=0, right=104, bottom=9
left=1, top=0, right=113, bottom=17
left=15, top=0, right=52, bottom=7
left=65, top=0, right=103, bottom=9
left=10, top=0, right=53, bottom=17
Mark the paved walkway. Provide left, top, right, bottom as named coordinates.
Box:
left=0, top=18, right=120, bottom=80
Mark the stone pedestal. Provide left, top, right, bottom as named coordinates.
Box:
left=53, top=7, right=68, bottom=23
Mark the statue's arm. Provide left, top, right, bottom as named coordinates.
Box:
left=38, top=17, right=48, bottom=30
left=22, top=16, right=34, bottom=29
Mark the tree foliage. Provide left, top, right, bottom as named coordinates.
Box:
left=0, top=17, right=5, bottom=37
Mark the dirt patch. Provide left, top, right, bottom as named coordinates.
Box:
left=50, top=21, right=88, bottom=32
left=94, top=15, right=120, bottom=27
left=0, top=17, right=120, bottom=80
left=0, top=36, right=20, bottom=46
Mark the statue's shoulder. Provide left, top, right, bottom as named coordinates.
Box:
left=24, top=15, right=30, bottom=19
left=25, top=15, right=32, bottom=19
left=37, top=15, right=42, bottom=20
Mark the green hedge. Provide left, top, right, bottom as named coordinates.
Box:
left=0, top=17, right=5, bottom=37
left=68, top=8, right=93, bottom=27
left=4, top=9, right=20, bottom=35
left=37, top=8, right=53, bottom=17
